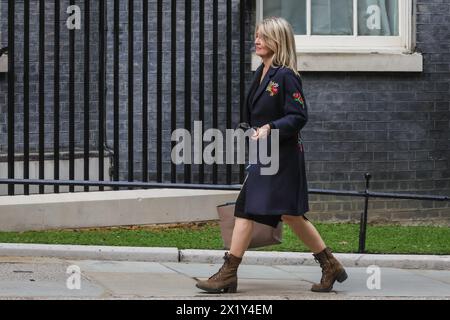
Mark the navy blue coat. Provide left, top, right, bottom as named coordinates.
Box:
left=243, top=63, right=309, bottom=217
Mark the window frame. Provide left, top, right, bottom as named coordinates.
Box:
left=0, top=52, right=6, bottom=73
left=256, top=0, right=415, bottom=54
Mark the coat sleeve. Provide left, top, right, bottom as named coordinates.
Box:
left=270, top=71, right=308, bottom=140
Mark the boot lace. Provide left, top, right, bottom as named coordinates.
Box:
left=208, top=253, right=230, bottom=280
left=314, top=256, right=331, bottom=284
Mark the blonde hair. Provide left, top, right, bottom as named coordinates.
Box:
left=256, top=17, right=299, bottom=76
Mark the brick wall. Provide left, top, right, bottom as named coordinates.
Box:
left=103, top=0, right=253, bottom=182
left=0, top=0, right=252, bottom=184
left=0, top=0, right=101, bottom=160
left=0, top=0, right=448, bottom=225
left=299, top=0, right=450, bottom=224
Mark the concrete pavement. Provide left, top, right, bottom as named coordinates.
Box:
left=0, top=254, right=449, bottom=300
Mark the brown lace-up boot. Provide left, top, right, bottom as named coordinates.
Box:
left=196, top=252, right=242, bottom=293
left=311, top=247, right=348, bottom=292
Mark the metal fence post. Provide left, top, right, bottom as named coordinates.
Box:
left=358, top=173, right=372, bottom=253
left=7, top=0, right=15, bottom=196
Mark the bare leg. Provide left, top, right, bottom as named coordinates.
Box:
left=229, top=217, right=254, bottom=258
left=196, top=218, right=250, bottom=293
left=282, top=215, right=326, bottom=254
left=282, top=215, right=348, bottom=292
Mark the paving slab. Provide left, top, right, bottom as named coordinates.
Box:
left=0, top=258, right=105, bottom=298
left=195, top=279, right=333, bottom=299
left=0, top=256, right=449, bottom=299
left=85, top=272, right=197, bottom=298
left=276, top=265, right=450, bottom=298
left=407, top=270, right=450, bottom=285
left=163, top=262, right=300, bottom=280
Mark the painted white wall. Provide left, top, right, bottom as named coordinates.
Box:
left=0, top=55, right=6, bottom=72
left=0, top=156, right=112, bottom=195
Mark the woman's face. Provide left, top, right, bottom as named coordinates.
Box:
left=255, top=29, right=273, bottom=59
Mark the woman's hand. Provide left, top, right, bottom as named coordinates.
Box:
left=251, top=124, right=271, bottom=141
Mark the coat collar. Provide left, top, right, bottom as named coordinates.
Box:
left=252, top=64, right=280, bottom=105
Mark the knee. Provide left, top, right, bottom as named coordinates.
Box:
left=235, top=217, right=254, bottom=228
left=281, top=215, right=307, bottom=224
left=281, top=215, right=298, bottom=223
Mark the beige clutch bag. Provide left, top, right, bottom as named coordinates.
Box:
left=216, top=202, right=283, bottom=249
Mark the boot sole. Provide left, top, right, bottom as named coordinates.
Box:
left=196, top=282, right=237, bottom=294
left=311, top=270, right=348, bottom=292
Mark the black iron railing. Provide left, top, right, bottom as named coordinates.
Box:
left=4, top=0, right=249, bottom=195
left=1, top=173, right=449, bottom=253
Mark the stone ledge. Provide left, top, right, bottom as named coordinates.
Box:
left=252, top=52, right=423, bottom=72
left=0, top=55, right=7, bottom=73
left=0, top=188, right=239, bottom=232
left=0, top=245, right=448, bottom=270
left=0, top=243, right=179, bottom=262
left=179, top=249, right=450, bottom=270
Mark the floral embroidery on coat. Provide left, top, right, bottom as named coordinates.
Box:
left=266, top=81, right=280, bottom=96
left=293, top=92, right=305, bottom=108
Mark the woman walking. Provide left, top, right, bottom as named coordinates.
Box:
left=196, top=17, right=348, bottom=294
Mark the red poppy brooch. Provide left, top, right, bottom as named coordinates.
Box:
left=266, top=81, right=280, bottom=96
left=293, top=92, right=305, bottom=108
